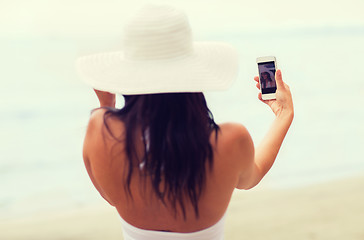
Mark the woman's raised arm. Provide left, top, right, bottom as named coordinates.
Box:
left=236, top=70, right=294, bottom=189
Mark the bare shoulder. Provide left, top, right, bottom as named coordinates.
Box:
left=218, top=123, right=253, bottom=147
left=83, top=108, right=107, bottom=155
left=216, top=122, right=255, bottom=176
left=84, top=108, right=123, bottom=156
left=87, top=108, right=108, bottom=132
left=86, top=108, right=123, bottom=137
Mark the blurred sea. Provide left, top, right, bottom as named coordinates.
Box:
left=1, top=26, right=364, bottom=220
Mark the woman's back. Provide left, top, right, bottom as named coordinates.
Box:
left=83, top=108, right=254, bottom=233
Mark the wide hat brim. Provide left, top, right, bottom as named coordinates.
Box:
left=76, top=41, right=239, bottom=94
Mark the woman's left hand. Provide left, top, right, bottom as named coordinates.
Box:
left=93, top=89, right=116, bottom=108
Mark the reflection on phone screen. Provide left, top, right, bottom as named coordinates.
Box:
left=258, top=62, right=277, bottom=94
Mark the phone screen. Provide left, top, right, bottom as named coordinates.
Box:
left=258, top=61, right=277, bottom=94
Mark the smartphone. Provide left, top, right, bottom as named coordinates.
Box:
left=256, top=56, right=277, bottom=100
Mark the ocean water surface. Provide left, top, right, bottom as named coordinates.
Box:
left=0, top=27, right=363, bottom=220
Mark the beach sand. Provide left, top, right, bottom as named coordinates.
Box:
left=1, top=174, right=364, bottom=240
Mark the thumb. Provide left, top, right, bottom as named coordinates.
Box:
left=275, top=69, right=284, bottom=89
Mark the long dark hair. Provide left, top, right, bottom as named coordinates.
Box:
left=102, top=93, right=219, bottom=219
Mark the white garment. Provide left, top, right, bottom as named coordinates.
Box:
left=120, top=214, right=226, bottom=240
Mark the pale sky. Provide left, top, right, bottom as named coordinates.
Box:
left=1, top=0, right=364, bottom=37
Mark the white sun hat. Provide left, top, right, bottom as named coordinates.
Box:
left=76, top=4, right=239, bottom=94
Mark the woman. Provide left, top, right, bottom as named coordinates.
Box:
left=261, top=71, right=277, bottom=89
left=77, top=5, right=293, bottom=240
